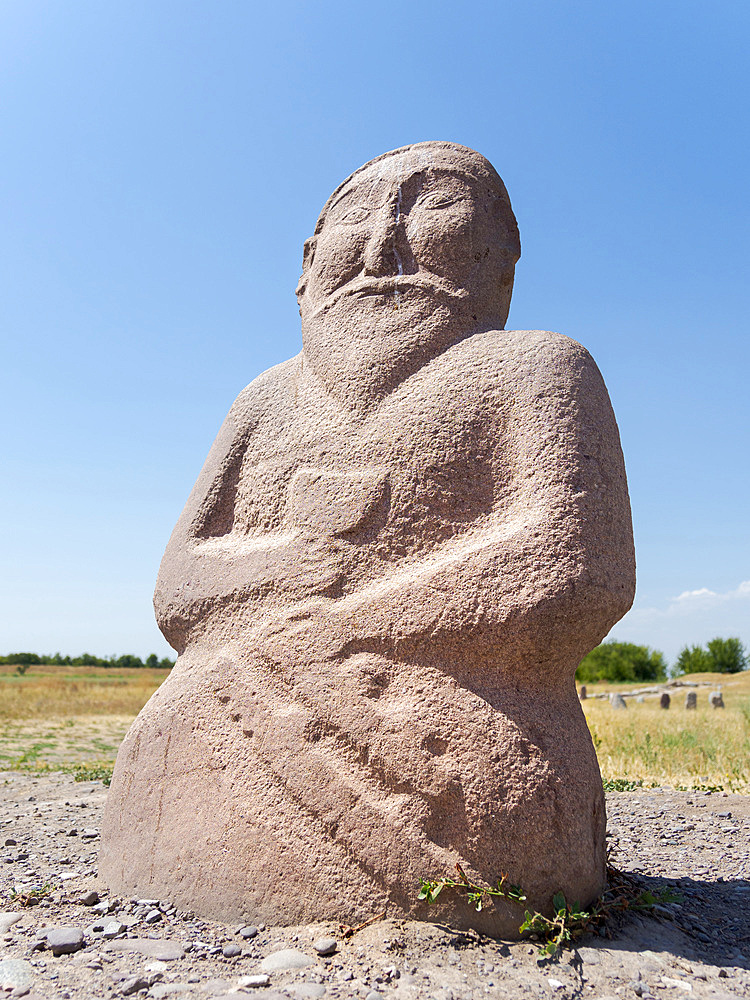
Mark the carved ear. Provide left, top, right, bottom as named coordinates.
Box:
left=492, top=197, right=521, bottom=262
left=295, top=237, right=317, bottom=302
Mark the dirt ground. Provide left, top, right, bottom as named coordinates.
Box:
left=1, top=772, right=749, bottom=999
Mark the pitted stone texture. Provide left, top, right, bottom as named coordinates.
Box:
left=101, top=141, right=635, bottom=937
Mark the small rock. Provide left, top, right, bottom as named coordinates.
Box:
left=4, top=838, right=17, bottom=847
left=46, top=927, right=85, bottom=956
left=145, top=908, right=162, bottom=924
left=119, top=976, right=149, bottom=995
left=101, top=920, right=126, bottom=939
left=661, top=977, right=692, bottom=992
left=239, top=973, right=272, bottom=987
left=0, top=913, right=22, bottom=935
left=259, top=948, right=315, bottom=972
left=548, top=980, right=565, bottom=992
left=610, top=693, right=627, bottom=710
left=222, top=943, right=242, bottom=958
left=106, top=938, right=185, bottom=961
left=81, top=828, right=99, bottom=839
left=291, top=986, right=326, bottom=999
left=79, top=891, right=100, bottom=906
left=576, top=947, right=601, bottom=965
left=239, top=925, right=259, bottom=939
left=685, top=692, right=697, bottom=710
left=313, top=936, right=337, bottom=956
left=0, top=958, right=34, bottom=991
left=150, top=986, right=196, bottom=999
left=709, top=691, right=724, bottom=709
left=365, top=993, right=382, bottom=1000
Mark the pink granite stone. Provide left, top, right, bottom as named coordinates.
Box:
left=100, top=142, right=635, bottom=936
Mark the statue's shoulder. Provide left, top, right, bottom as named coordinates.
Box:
left=227, top=354, right=301, bottom=424
left=460, top=328, right=594, bottom=368
left=444, top=329, right=600, bottom=392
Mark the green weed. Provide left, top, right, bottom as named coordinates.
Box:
left=418, top=864, right=681, bottom=958
left=418, top=864, right=526, bottom=911
left=8, top=882, right=54, bottom=907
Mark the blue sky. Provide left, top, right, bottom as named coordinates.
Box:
left=2, top=1, right=748, bottom=665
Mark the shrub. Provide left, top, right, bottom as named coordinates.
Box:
left=576, top=641, right=667, bottom=683
left=675, top=637, right=747, bottom=675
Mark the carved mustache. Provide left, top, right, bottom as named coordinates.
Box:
left=314, top=273, right=468, bottom=312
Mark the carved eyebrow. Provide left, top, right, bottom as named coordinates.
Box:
left=324, top=168, right=475, bottom=222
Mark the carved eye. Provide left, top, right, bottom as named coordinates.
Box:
left=418, top=191, right=461, bottom=210
left=338, top=206, right=370, bottom=225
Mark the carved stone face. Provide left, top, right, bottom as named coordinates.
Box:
left=298, top=143, right=520, bottom=410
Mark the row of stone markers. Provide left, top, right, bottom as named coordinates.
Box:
left=581, top=688, right=726, bottom=709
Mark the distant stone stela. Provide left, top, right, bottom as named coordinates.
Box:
left=100, top=141, right=635, bottom=937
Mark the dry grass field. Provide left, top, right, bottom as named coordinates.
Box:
left=1, top=662, right=749, bottom=792
left=582, top=670, right=750, bottom=792
left=0, top=663, right=169, bottom=777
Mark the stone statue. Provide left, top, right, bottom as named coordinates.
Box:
left=100, top=142, right=635, bottom=937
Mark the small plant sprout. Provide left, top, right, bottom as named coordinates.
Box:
left=9, top=882, right=54, bottom=907
left=418, top=863, right=681, bottom=957
left=418, top=864, right=526, bottom=912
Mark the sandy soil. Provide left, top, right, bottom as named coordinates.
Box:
left=1, top=771, right=749, bottom=999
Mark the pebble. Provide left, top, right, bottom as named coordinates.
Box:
left=78, top=890, right=100, bottom=906
left=0, top=958, right=34, bottom=990
left=106, top=938, right=185, bottom=961
left=222, top=943, right=242, bottom=958
left=100, top=919, right=126, bottom=939
left=239, top=973, right=272, bottom=987
left=291, top=985, right=326, bottom=999
left=145, top=908, right=162, bottom=924
left=577, top=947, right=601, bottom=965
left=46, top=927, right=85, bottom=955
left=239, top=924, right=259, bottom=939
left=547, top=979, right=565, bottom=991
left=661, top=976, right=692, bottom=992
left=313, top=936, right=337, bottom=956
left=0, top=912, right=21, bottom=935
left=119, top=975, right=149, bottom=995
left=259, top=948, right=316, bottom=972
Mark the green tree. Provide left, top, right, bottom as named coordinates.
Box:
left=4, top=652, right=42, bottom=666
left=576, top=641, right=667, bottom=683
left=674, top=644, right=713, bottom=675
left=114, top=654, right=145, bottom=670
left=674, top=637, right=747, bottom=675
left=706, top=637, right=747, bottom=673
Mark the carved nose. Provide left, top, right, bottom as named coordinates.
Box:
left=363, top=203, right=403, bottom=277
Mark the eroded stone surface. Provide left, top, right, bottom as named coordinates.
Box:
left=100, top=141, right=635, bottom=935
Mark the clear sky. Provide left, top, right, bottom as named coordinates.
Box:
left=2, top=1, right=748, bottom=667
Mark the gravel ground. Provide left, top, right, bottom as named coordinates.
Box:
left=1, top=771, right=749, bottom=999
